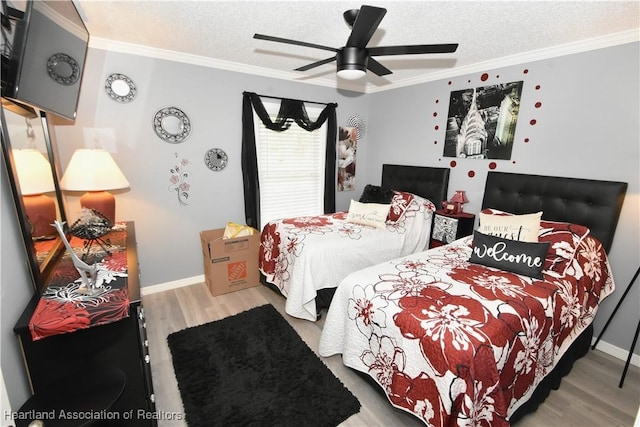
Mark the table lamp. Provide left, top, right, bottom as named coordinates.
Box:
left=450, top=190, right=469, bottom=214
left=60, top=149, right=129, bottom=224
left=12, top=149, right=57, bottom=238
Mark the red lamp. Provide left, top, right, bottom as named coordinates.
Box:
left=60, top=149, right=129, bottom=224
left=450, top=190, right=469, bottom=214
left=13, top=149, right=57, bottom=238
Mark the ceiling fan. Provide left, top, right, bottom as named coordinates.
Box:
left=253, top=5, right=458, bottom=80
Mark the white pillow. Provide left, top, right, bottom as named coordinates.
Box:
left=346, top=200, right=390, bottom=229
left=478, top=211, right=542, bottom=242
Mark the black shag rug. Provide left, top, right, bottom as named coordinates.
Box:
left=167, top=304, right=360, bottom=426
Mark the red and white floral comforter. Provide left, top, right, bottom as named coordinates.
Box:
left=259, top=192, right=436, bottom=321
left=318, top=234, right=614, bottom=426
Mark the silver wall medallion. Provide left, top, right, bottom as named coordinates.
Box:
left=204, top=148, right=228, bottom=171
left=153, top=107, right=191, bottom=143
left=105, top=74, right=137, bottom=103
left=46, top=53, right=80, bottom=85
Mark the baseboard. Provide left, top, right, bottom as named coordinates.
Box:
left=140, top=276, right=639, bottom=367
left=140, top=275, right=204, bottom=296
left=591, top=337, right=640, bottom=368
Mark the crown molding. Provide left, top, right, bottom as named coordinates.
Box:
left=88, top=37, right=362, bottom=92
left=89, top=29, right=638, bottom=95
left=368, top=29, right=639, bottom=93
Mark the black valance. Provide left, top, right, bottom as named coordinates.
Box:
left=241, top=92, right=337, bottom=229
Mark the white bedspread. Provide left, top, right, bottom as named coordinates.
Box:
left=259, top=193, right=435, bottom=321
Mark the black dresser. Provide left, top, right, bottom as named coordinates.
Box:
left=13, top=222, right=157, bottom=426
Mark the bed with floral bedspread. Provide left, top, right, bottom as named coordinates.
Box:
left=318, top=171, right=628, bottom=426
left=319, top=229, right=614, bottom=426
left=259, top=191, right=436, bottom=321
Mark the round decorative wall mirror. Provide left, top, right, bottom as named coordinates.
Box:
left=47, top=53, right=80, bottom=85
left=153, top=107, right=191, bottom=143
left=105, top=74, right=137, bottom=103
left=204, top=148, right=228, bottom=171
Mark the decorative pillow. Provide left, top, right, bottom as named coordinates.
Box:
left=346, top=200, right=391, bottom=229
left=538, top=220, right=590, bottom=275
left=478, top=211, right=542, bottom=242
left=387, top=191, right=415, bottom=223
left=469, top=231, right=550, bottom=279
left=359, top=184, right=394, bottom=204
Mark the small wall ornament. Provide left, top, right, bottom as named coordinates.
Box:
left=204, top=148, right=228, bottom=171
left=153, top=107, right=191, bottom=143
left=105, top=73, right=137, bottom=103
left=169, top=155, right=190, bottom=206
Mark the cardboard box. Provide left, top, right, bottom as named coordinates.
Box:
left=200, top=228, right=261, bottom=296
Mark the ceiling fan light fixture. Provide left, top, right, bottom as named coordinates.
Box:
left=337, top=47, right=368, bottom=79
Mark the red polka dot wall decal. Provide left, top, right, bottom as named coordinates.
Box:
left=489, top=162, right=497, bottom=170
left=524, top=138, right=530, bottom=143
left=535, top=102, right=542, bottom=108
left=536, top=85, right=541, bottom=90
left=524, top=69, right=529, bottom=74
left=448, top=81, right=452, bottom=85
left=433, top=112, right=438, bottom=117
left=435, top=99, right=439, bottom=103
left=450, top=160, right=457, bottom=168
left=434, top=140, right=438, bottom=144
left=468, top=170, right=476, bottom=178
left=435, top=125, right=439, bottom=130
left=530, top=119, right=537, bottom=126
left=481, top=73, right=489, bottom=81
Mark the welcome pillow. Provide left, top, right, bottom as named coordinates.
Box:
left=469, top=231, right=550, bottom=279
left=478, top=211, right=542, bottom=242
left=346, top=200, right=391, bottom=229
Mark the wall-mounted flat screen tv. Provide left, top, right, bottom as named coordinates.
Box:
left=1, top=0, right=89, bottom=120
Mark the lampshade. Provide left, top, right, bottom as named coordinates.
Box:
left=12, top=149, right=55, bottom=195
left=60, top=149, right=129, bottom=224
left=12, top=149, right=57, bottom=237
left=60, top=149, right=129, bottom=192
left=450, top=190, right=469, bottom=204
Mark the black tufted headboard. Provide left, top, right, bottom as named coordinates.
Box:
left=481, top=172, right=627, bottom=253
left=381, top=164, right=450, bottom=206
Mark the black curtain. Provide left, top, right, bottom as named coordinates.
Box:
left=241, top=92, right=337, bottom=230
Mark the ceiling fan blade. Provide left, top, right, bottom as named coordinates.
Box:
left=295, top=56, right=337, bottom=72
left=368, top=43, right=459, bottom=56
left=346, top=5, right=386, bottom=49
left=366, top=58, right=392, bottom=76
left=254, top=33, right=338, bottom=53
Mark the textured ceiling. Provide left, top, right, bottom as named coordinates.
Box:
left=75, top=1, right=640, bottom=93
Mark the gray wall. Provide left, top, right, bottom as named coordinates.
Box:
left=52, top=48, right=370, bottom=287
left=363, top=42, right=640, bottom=364
left=2, top=41, right=638, bottom=409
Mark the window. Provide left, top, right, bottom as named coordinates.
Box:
left=254, top=102, right=327, bottom=226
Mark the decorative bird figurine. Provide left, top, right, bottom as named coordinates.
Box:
left=52, top=220, right=99, bottom=294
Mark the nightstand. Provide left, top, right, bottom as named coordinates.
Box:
left=430, top=209, right=476, bottom=248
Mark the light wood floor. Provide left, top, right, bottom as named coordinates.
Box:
left=143, top=283, right=640, bottom=427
